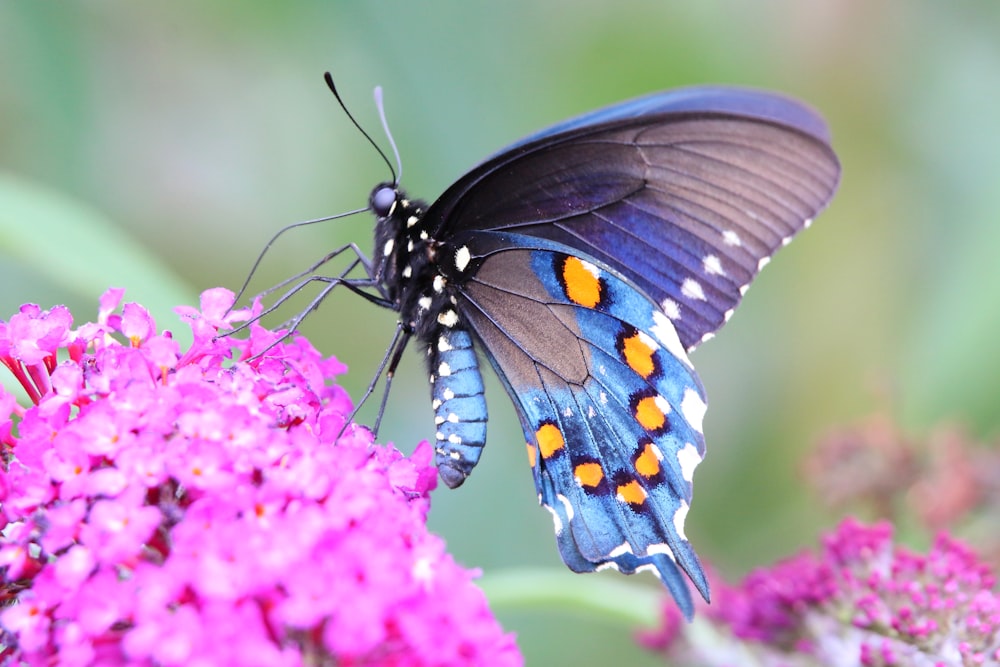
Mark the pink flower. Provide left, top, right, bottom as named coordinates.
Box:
left=643, top=518, right=1000, bottom=666
left=0, top=289, right=521, bottom=666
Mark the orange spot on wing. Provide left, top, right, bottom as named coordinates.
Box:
left=622, top=332, right=656, bottom=378
left=616, top=480, right=647, bottom=506
left=634, top=442, right=662, bottom=478
left=536, top=423, right=565, bottom=459
left=635, top=396, right=666, bottom=431
left=562, top=257, right=602, bottom=307
left=574, top=462, right=604, bottom=488
left=526, top=442, right=537, bottom=468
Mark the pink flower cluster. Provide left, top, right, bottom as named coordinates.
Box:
left=0, top=289, right=521, bottom=666
left=644, top=519, right=1000, bottom=666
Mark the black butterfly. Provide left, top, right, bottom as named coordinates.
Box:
left=277, top=76, right=839, bottom=617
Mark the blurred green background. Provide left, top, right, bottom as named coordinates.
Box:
left=3, top=2, right=1000, bottom=664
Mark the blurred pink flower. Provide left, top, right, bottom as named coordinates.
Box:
left=643, top=518, right=1000, bottom=666
left=0, top=288, right=521, bottom=666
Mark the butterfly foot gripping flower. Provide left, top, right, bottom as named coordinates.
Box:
left=0, top=288, right=521, bottom=667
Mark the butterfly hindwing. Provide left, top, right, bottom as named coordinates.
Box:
left=454, top=240, right=709, bottom=615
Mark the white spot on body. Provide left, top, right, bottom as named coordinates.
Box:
left=438, top=310, right=459, bottom=327
left=407, top=240, right=414, bottom=253
left=673, top=501, right=690, bottom=540
left=419, top=230, right=429, bottom=240
left=676, top=442, right=703, bottom=483
left=418, top=296, right=432, bottom=311
left=433, top=275, right=446, bottom=293
left=402, top=265, right=412, bottom=278
left=455, top=246, right=471, bottom=273
left=383, top=238, right=395, bottom=257
left=681, top=278, right=706, bottom=301
left=680, top=388, right=707, bottom=433
left=407, top=215, right=419, bottom=228
left=722, top=230, right=742, bottom=247
left=702, top=254, right=724, bottom=276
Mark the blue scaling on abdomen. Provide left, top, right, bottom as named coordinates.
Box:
left=428, top=326, right=488, bottom=489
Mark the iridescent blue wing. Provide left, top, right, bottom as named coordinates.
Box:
left=453, top=236, right=709, bottom=617
left=428, top=86, right=840, bottom=350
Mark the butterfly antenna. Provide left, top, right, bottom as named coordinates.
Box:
left=230, top=207, right=368, bottom=310
left=323, top=72, right=397, bottom=184
left=373, top=86, right=403, bottom=184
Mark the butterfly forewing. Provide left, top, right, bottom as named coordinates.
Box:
left=426, top=92, right=839, bottom=350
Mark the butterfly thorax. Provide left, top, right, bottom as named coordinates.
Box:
left=371, top=183, right=469, bottom=342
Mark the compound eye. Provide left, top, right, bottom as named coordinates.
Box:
left=371, top=186, right=397, bottom=217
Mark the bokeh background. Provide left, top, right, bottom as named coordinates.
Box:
left=3, top=2, right=1000, bottom=664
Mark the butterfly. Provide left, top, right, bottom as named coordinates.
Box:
left=303, top=77, right=840, bottom=617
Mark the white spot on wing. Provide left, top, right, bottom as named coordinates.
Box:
left=647, top=543, right=678, bottom=561
left=651, top=311, right=693, bottom=369
left=438, top=310, right=459, bottom=327
left=702, top=254, right=724, bottom=276
left=681, top=278, right=706, bottom=301
left=437, top=362, right=451, bottom=377
left=544, top=504, right=563, bottom=534
left=608, top=542, right=633, bottom=557
left=418, top=296, right=432, bottom=312
left=437, top=336, right=453, bottom=352
left=660, top=298, right=681, bottom=321
left=433, top=275, right=446, bottom=293
left=455, top=245, right=471, bottom=272
left=722, top=230, right=742, bottom=247
left=654, top=394, right=672, bottom=415
left=447, top=413, right=459, bottom=423
left=442, top=388, right=455, bottom=400
left=673, top=501, right=690, bottom=540
left=757, top=256, right=771, bottom=271
left=677, top=442, right=703, bottom=483
left=557, top=493, right=574, bottom=522
left=680, top=388, right=707, bottom=433
left=448, top=433, right=462, bottom=444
